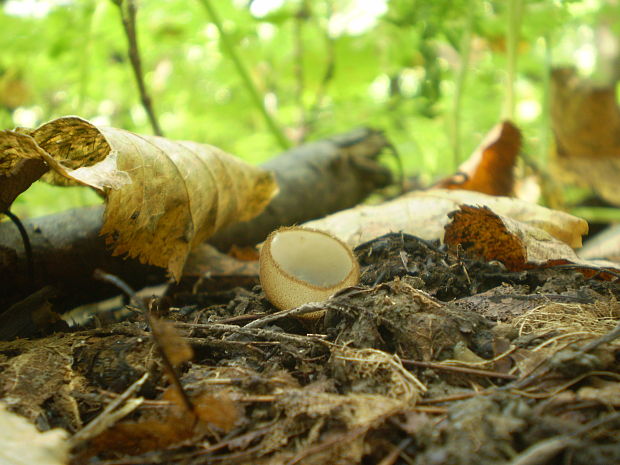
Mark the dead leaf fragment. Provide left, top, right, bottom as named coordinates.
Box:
left=444, top=205, right=620, bottom=279
left=149, top=317, right=193, bottom=367
left=436, top=121, right=521, bottom=196
left=0, top=117, right=278, bottom=279
left=0, top=403, right=69, bottom=465
left=192, top=391, right=239, bottom=432
left=444, top=205, right=529, bottom=270
left=550, top=67, right=620, bottom=205
left=88, top=389, right=238, bottom=458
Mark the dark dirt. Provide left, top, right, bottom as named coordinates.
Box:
left=0, top=233, right=619, bottom=465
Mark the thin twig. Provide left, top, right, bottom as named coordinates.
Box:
left=417, top=391, right=482, bottom=404
left=377, top=437, right=414, bottom=465
left=112, top=0, right=164, bottom=136
left=581, top=320, right=620, bottom=352
left=544, top=263, right=620, bottom=281
left=175, top=321, right=322, bottom=347
left=94, top=270, right=195, bottom=415
left=93, top=269, right=147, bottom=312
left=505, top=0, right=524, bottom=120
left=402, top=358, right=517, bottom=380
left=197, top=0, right=290, bottom=150
left=512, top=370, right=620, bottom=399
left=242, top=301, right=327, bottom=329
left=449, top=5, right=474, bottom=168
left=69, top=372, right=149, bottom=448
left=285, top=425, right=370, bottom=465
left=305, top=0, right=335, bottom=135
left=293, top=0, right=308, bottom=141
left=3, top=209, right=34, bottom=287
left=189, top=422, right=277, bottom=458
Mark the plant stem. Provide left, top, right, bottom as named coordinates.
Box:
left=307, top=0, right=335, bottom=137
left=198, top=0, right=290, bottom=150
left=540, top=33, right=552, bottom=166
left=293, top=1, right=308, bottom=142
left=505, top=0, right=524, bottom=120
left=450, top=6, right=474, bottom=169
left=113, top=0, right=164, bottom=136
left=4, top=210, right=33, bottom=287
left=77, top=3, right=95, bottom=113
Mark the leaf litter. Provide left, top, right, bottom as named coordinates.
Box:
left=1, top=226, right=619, bottom=464
left=1, top=119, right=619, bottom=464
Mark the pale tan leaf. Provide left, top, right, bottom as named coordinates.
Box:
left=0, top=403, right=69, bottom=465
left=303, top=189, right=587, bottom=249
left=0, top=117, right=278, bottom=279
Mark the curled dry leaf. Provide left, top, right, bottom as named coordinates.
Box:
left=435, top=120, right=521, bottom=196
left=0, top=117, right=278, bottom=279
left=444, top=205, right=620, bottom=279
left=0, top=130, right=49, bottom=211
left=443, top=205, right=578, bottom=270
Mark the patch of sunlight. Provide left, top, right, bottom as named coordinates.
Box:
left=4, top=0, right=70, bottom=18
left=328, top=0, right=387, bottom=37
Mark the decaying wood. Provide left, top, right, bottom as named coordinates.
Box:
left=0, top=128, right=392, bottom=311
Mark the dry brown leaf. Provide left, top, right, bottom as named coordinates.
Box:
left=304, top=189, right=587, bottom=249
left=149, top=317, right=193, bottom=367
left=436, top=121, right=521, bottom=196
left=0, top=71, right=30, bottom=110
left=550, top=67, right=620, bottom=205
left=88, top=388, right=238, bottom=458
left=443, top=205, right=572, bottom=270
left=0, top=130, right=48, bottom=211
left=0, top=117, right=278, bottom=279
left=192, top=391, right=239, bottom=432
left=444, top=205, right=620, bottom=279
left=88, top=418, right=193, bottom=457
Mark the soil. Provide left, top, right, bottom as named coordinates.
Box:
left=1, top=232, right=619, bottom=465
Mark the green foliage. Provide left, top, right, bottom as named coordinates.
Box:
left=0, top=0, right=614, bottom=217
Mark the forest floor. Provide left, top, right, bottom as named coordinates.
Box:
left=1, top=233, right=619, bottom=465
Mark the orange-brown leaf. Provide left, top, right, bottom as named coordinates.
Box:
left=88, top=418, right=194, bottom=457
left=436, top=121, right=521, bottom=196
left=444, top=205, right=620, bottom=280
left=444, top=205, right=527, bottom=270
left=193, top=391, right=239, bottom=432
left=149, top=317, right=193, bottom=367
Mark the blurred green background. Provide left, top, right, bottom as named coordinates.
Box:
left=0, top=0, right=615, bottom=218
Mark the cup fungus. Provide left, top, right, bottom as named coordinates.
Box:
left=259, top=226, right=360, bottom=310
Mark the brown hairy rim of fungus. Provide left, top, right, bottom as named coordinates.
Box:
left=259, top=226, right=360, bottom=310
